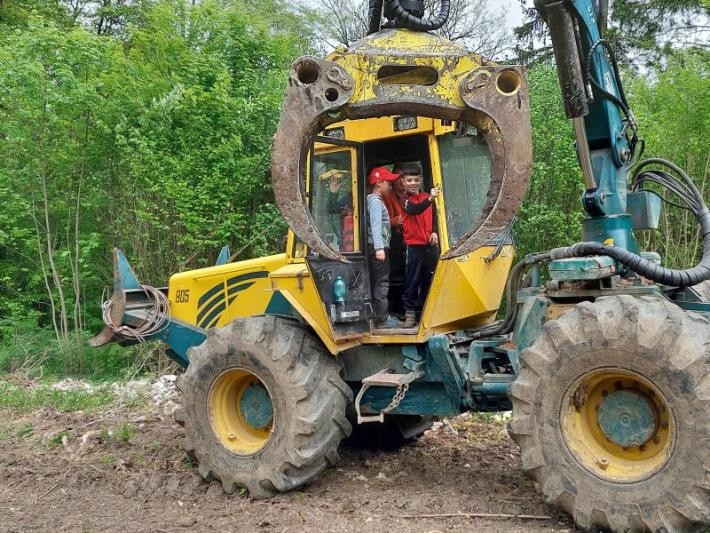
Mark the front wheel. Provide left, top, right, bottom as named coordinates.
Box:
left=509, top=295, right=710, bottom=532
left=177, top=316, right=352, bottom=498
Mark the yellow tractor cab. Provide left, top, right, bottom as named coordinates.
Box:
left=265, top=29, right=530, bottom=350
left=298, top=114, right=515, bottom=344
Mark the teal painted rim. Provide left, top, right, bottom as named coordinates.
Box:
left=240, top=382, right=274, bottom=429
left=597, top=389, right=658, bottom=448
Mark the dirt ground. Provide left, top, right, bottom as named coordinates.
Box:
left=0, top=401, right=578, bottom=533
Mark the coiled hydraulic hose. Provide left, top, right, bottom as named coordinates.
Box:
left=549, top=229, right=710, bottom=287
left=387, top=0, right=450, bottom=31
left=550, top=159, right=710, bottom=288
left=101, top=284, right=170, bottom=342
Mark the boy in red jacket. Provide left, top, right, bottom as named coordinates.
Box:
left=399, top=162, right=439, bottom=328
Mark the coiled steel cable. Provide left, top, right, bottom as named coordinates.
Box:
left=101, top=285, right=170, bottom=342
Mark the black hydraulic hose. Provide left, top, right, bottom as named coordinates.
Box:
left=388, top=0, right=450, bottom=31
left=549, top=210, right=710, bottom=287
left=368, top=0, right=384, bottom=35
left=465, top=252, right=552, bottom=340
left=551, top=158, right=710, bottom=287
left=584, top=39, right=630, bottom=116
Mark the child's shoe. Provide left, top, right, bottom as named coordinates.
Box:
left=402, top=311, right=416, bottom=328
left=376, top=315, right=403, bottom=328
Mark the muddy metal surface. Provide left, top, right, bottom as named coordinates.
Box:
left=0, top=393, right=578, bottom=532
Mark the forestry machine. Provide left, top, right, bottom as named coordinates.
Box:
left=92, top=0, right=710, bottom=530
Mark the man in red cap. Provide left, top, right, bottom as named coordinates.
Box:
left=367, top=166, right=402, bottom=328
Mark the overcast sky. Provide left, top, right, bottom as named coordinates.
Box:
left=493, top=0, right=525, bottom=29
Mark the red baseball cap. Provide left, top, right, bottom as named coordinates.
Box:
left=368, top=166, right=401, bottom=185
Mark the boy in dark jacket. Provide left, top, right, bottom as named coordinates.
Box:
left=399, top=162, right=439, bottom=328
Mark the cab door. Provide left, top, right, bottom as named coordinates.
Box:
left=305, top=136, right=373, bottom=340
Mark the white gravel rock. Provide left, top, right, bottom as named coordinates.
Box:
left=18, top=373, right=183, bottom=415
left=50, top=379, right=96, bottom=392
left=151, top=374, right=180, bottom=415
left=442, top=418, right=459, bottom=437
left=111, top=380, right=150, bottom=401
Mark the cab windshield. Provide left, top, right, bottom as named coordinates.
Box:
left=438, top=132, right=491, bottom=244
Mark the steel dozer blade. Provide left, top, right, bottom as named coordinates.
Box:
left=88, top=248, right=139, bottom=347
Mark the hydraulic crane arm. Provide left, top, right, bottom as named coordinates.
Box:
left=532, top=0, right=710, bottom=286
left=535, top=0, right=637, bottom=218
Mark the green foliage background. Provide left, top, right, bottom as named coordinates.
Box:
left=0, top=1, right=707, bottom=379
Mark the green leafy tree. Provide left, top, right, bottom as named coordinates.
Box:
left=627, top=49, right=709, bottom=267
left=515, top=64, right=585, bottom=257
left=0, top=16, right=124, bottom=371
left=514, top=0, right=709, bottom=68
left=0, top=0, right=312, bottom=376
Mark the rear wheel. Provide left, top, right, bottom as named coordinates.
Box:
left=177, top=316, right=352, bottom=498
left=509, top=295, right=710, bottom=532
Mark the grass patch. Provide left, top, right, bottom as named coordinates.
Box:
left=97, top=423, right=137, bottom=446
left=17, top=423, right=34, bottom=438
left=99, top=454, right=117, bottom=466
left=117, top=423, right=136, bottom=444
left=472, top=411, right=511, bottom=425
left=0, top=323, right=178, bottom=381
left=0, top=382, right=116, bottom=413
left=48, top=430, right=70, bottom=447
left=0, top=325, right=134, bottom=380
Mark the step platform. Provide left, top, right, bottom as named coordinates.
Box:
left=355, top=369, right=423, bottom=424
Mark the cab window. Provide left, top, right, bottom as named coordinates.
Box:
left=309, top=149, right=355, bottom=252
left=438, top=133, right=491, bottom=244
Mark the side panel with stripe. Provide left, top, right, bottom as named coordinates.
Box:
left=168, top=254, right=288, bottom=329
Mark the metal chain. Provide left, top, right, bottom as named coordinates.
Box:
left=381, top=383, right=409, bottom=414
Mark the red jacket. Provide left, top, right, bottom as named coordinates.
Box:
left=382, top=191, right=403, bottom=228
left=401, top=192, right=434, bottom=245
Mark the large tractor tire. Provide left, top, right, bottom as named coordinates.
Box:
left=345, top=415, right=434, bottom=450
left=176, top=316, right=352, bottom=498
left=508, top=295, right=710, bottom=532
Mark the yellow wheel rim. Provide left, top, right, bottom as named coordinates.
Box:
left=209, top=368, right=274, bottom=455
left=561, top=369, right=674, bottom=483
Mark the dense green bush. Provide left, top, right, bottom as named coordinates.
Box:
left=0, top=1, right=308, bottom=378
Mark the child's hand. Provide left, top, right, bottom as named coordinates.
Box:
left=429, top=232, right=439, bottom=246
left=375, top=249, right=385, bottom=261
left=430, top=187, right=440, bottom=198
left=329, top=176, right=341, bottom=193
